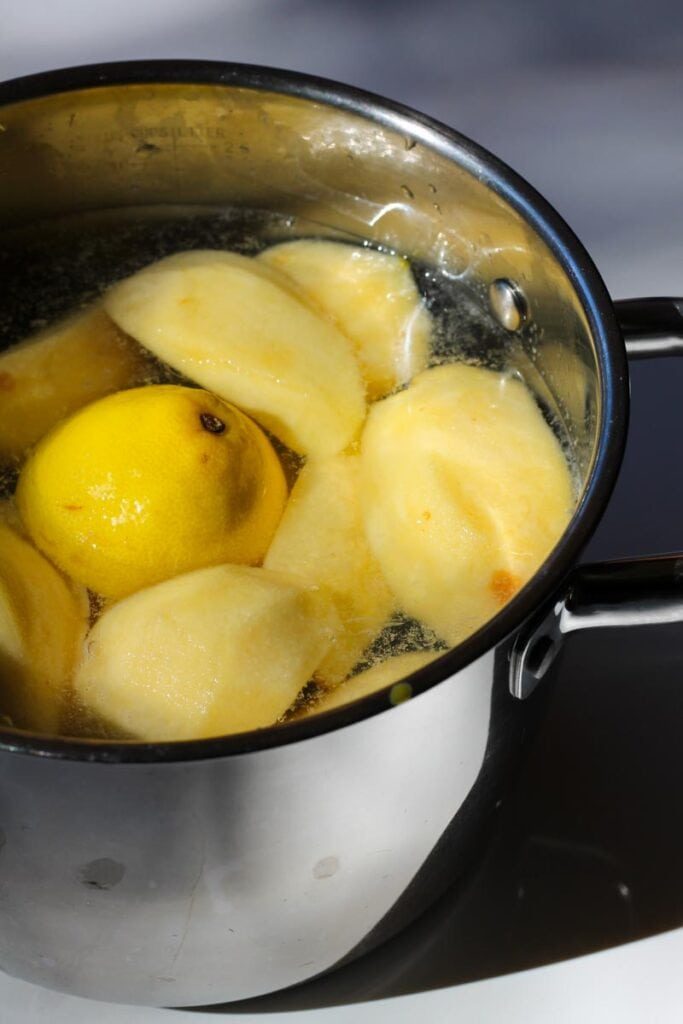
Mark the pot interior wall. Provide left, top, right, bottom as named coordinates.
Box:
left=0, top=80, right=599, bottom=486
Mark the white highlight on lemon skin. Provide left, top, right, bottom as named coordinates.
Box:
left=108, top=498, right=148, bottom=527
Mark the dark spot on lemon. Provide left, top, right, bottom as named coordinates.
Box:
left=200, top=413, right=226, bottom=434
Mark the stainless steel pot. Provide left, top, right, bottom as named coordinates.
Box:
left=0, top=61, right=681, bottom=1008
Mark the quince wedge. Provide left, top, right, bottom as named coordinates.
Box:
left=104, top=250, right=366, bottom=457
left=265, top=453, right=394, bottom=686
left=74, top=564, right=341, bottom=741
left=0, top=518, right=88, bottom=732
left=308, top=650, right=437, bottom=715
left=360, top=363, right=574, bottom=646
left=258, top=240, right=431, bottom=399
left=0, top=305, right=151, bottom=464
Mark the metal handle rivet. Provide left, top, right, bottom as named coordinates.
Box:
left=489, top=278, right=529, bottom=331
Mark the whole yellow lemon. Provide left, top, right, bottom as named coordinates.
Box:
left=16, top=385, right=287, bottom=599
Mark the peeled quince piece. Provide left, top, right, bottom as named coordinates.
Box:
left=259, top=240, right=431, bottom=399
left=0, top=305, right=150, bottom=464
left=308, top=650, right=437, bottom=715
left=265, top=454, right=394, bottom=685
left=16, top=385, right=287, bottom=600
left=360, top=363, right=574, bottom=646
left=74, top=564, right=341, bottom=740
left=104, top=250, right=366, bottom=456
left=0, top=519, right=87, bottom=732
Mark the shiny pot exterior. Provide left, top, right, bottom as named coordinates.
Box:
left=0, top=645, right=541, bottom=1006
left=0, top=63, right=629, bottom=1005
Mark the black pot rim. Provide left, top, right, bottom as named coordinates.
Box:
left=0, top=60, right=629, bottom=763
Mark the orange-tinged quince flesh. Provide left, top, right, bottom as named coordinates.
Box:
left=360, top=363, right=574, bottom=646
left=104, top=249, right=366, bottom=457
left=74, top=564, right=341, bottom=740
left=0, top=519, right=88, bottom=732
left=259, top=240, right=431, bottom=399
left=265, top=453, right=394, bottom=686
left=0, top=305, right=151, bottom=464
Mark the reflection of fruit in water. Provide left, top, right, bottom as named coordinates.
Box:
left=0, top=305, right=150, bottom=464
left=265, top=453, right=394, bottom=686
left=360, top=363, right=574, bottom=646
left=104, top=249, right=366, bottom=456
left=16, top=385, right=287, bottom=600
left=259, top=240, right=431, bottom=400
left=0, top=519, right=87, bottom=732
left=74, top=564, right=341, bottom=740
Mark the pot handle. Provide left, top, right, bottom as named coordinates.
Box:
left=510, top=554, right=683, bottom=698
left=511, top=296, right=683, bottom=698
left=614, top=296, right=683, bottom=358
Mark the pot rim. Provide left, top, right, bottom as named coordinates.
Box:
left=0, top=60, right=629, bottom=763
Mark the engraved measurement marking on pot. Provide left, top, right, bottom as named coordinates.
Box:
left=102, top=125, right=229, bottom=144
